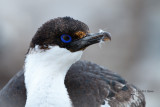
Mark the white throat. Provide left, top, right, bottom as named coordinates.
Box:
left=24, top=46, right=83, bottom=107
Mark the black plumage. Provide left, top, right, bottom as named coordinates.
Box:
left=0, top=61, right=145, bottom=107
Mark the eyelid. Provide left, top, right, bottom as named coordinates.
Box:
left=61, top=34, right=72, bottom=43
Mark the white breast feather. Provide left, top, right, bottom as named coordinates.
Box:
left=101, top=101, right=110, bottom=107
left=24, top=46, right=83, bottom=107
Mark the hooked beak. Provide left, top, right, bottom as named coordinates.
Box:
left=70, top=31, right=111, bottom=52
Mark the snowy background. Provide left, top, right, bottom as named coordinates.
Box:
left=0, top=0, right=160, bottom=106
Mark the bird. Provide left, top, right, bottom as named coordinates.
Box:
left=0, top=17, right=145, bottom=107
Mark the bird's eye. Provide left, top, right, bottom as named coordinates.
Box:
left=61, top=34, right=72, bottom=43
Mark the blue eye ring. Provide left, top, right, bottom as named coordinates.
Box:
left=60, top=34, right=72, bottom=43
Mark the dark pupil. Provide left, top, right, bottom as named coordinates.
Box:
left=63, top=36, right=70, bottom=41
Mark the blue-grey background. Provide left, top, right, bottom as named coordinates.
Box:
left=0, top=0, right=160, bottom=106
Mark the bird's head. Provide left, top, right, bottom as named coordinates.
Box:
left=29, top=17, right=111, bottom=53
left=25, top=17, right=111, bottom=83
left=26, top=16, right=111, bottom=66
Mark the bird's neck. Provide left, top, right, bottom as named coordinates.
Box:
left=24, top=46, right=82, bottom=107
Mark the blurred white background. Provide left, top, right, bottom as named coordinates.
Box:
left=0, top=0, right=160, bottom=106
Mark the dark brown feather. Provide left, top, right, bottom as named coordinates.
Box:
left=0, top=61, right=145, bottom=107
